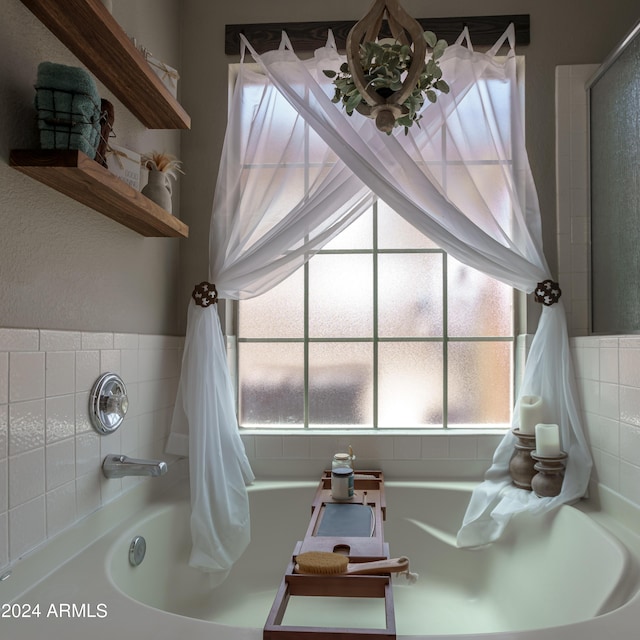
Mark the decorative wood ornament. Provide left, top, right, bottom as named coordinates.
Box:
left=346, top=0, right=427, bottom=133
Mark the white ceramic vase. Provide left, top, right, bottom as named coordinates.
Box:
left=142, top=169, right=172, bottom=213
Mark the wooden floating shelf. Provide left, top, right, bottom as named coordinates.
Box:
left=10, top=149, right=189, bottom=238
left=20, top=0, right=190, bottom=130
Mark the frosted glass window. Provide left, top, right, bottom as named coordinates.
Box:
left=445, top=80, right=512, bottom=162
left=378, top=342, right=443, bottom=427
left=377, top=200, right=438, bottom=250
left=244, top=88, right=306, bottom=164
left=448, top=342, right=512, bottom=426
left=240, top=167, right=306, bottom=247
left=238, top=342, right=304, bottom=426
left=323, top=209, right=373, bottom=250
left=308, top=254, right=373, bottom=338
left=239, top=269, right=303, bottom=338
left=238, top=202, right=514, bottom=428
left=448, top=257, right=513, bottom=337
left=378, top=254, right=443, bottom=337
left=308, top=343, right=373, bottom=426
left=446, top=165, right=512, bottom=233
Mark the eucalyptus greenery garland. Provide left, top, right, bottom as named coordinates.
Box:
left=324, top=31, right=450, bottom=134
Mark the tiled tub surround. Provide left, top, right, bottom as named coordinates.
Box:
left=239, top=430, right=505, bottom=481
left=0, top=328, right=184, bottom=573
left=572, top=337, right=640, bottom=508
left=555, top=64, right=597, bottom=337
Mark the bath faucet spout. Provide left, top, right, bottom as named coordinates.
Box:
left=102, top=454, right=168, bottom=478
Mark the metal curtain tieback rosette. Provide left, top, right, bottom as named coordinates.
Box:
left=534, top=279, right=562, bottom=306
left=192, top=281, right=218, bottom=307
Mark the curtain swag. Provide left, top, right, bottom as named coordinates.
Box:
left=167, top=24, right=592, bottom=576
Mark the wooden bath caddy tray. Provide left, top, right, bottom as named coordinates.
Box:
left=299, top=470, right=386, bottom=558
left=264, top=470, right=397, bottom=640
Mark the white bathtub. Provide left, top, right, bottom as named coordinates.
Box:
left=3, top=476, right=640, bottom=640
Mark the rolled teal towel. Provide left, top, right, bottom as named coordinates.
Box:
left=35, top=62, right=102, bottom=159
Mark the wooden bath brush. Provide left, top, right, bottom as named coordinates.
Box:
left=294, top=551, right=410, bottom=576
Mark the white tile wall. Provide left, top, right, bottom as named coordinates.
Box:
left=240, top=430, right=505, bottom=480
left=571, top=337, right=640, bottom=508
left=555, top=64, right=598, bottom=337
left=0, top=328, right=183, bottom=573
left=557, top=64, right=640, bottom=510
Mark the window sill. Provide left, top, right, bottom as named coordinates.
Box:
left=238, top=426, right=509, bottom=437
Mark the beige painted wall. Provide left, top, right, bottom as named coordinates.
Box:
left=0, top=0, right=183, bottom=335
left=178, top=0, right=639, bottom=333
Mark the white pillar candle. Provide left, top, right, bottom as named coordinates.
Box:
left=535, top=423, right=561, bottom=456
left=519, top=395, right=544, bottom=435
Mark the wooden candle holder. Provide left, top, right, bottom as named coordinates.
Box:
left=531, top=451, right=568, bottom=498
left=509, top=428, right=537, bottom=490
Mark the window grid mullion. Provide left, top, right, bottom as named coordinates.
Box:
left=372, top=200, right=379, bottom=429
left=304, top=261, right=310, bottom=429
left=442, top=252, right=449, bottom=429
left=442, top=125, right=449, bottom=429
left=303, top=119, right=310, bottom=429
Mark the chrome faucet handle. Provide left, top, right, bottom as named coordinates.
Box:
left=90, top=373, right=129, bottom=435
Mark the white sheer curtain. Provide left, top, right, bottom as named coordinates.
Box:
left=168, top=25, right=592, bottom=575
left=167, top=41, right=375, bottom=577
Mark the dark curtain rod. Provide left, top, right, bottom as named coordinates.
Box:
left=225, top=14, right=530, bottom=55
